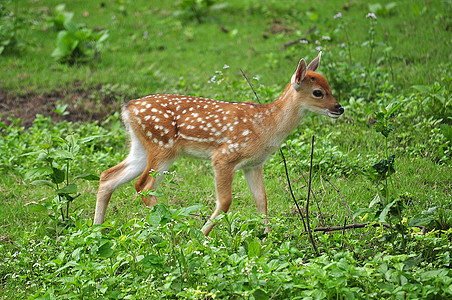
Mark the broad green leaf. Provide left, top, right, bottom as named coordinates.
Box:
left=379, top=199, right=397, bottom=223
left=178, top=205, right=203, bottom=216
left=385, top=102, right=402, bottom=118
left=148, top=211, right=162, bottom=228
left=369, top=193, right=382, bottom=208
left=422, top=207, right=437, bottom=215
left=24, top=167, right=53, bottom=180
left=247, top=238, right=261, bottom=258
left=98, top=241, right=114, bottom=258
left=79, top=135, right=105, bottom=144
left=253, top=288, right=269, bottom=300
left=56, top=183, right=77, bottom=195
left=408, top=214, right=434, bottom=227
left=63, top=21, right=78, bottom=35
left=412, top=85, right=430, bottom=93
left=29, top=204, right=48, bottom=212
left=402, top=254, right=422, bottom=270
left=51, top=167, right=65, bottom=184
left=49, top=150, right=74, bottom=160
left=74, top=173, right=100, bottom=181
left=31, top=180, right=54, bottom=188
left=97, top=31, right=109, bottom=43
left=141, top=254, right=163, bottom=268
left=72, top=247, right=82, bottom=261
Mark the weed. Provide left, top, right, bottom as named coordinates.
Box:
left=23, top=134, right=100, bottom=234
left=50, top=5, right=109, bottom=64
left=0, top=0, right=27, bottom=54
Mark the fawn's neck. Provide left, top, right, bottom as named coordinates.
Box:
left=263, top=83, right=306, bottom=145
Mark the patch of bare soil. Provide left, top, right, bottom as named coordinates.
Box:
left=0, top=84, right=125, bottom=128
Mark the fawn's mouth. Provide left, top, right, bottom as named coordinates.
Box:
left=327, top=111, right=343, bottom=118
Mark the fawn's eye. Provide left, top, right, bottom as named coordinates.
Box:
left=313, top=90, right=323, bottom=98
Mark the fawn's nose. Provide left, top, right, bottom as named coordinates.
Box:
left=336, top=105, right=344, bottom=115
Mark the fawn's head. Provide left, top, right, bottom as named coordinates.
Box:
left=291, top=52, right=344, bottom=118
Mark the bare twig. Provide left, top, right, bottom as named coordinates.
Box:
left=240, top=68, right=261, bottom=104
left=311, top=222, right=396, bottom=233
left=280, top=148, right=308, bottom=231
left=280, top=26, right=317, bottom=50
left=286, top=143, right=325, bottom=226
left=306, top=135, right=319, bottom=256
left=269, top=285, right=282, bottom=300
left=324, top=177, right=356, bottom=225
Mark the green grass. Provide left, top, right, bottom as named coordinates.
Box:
left=1, top=0, right=451, bottom=299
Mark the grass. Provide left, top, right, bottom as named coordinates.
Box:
left=1, top=0, right=451, bottom=299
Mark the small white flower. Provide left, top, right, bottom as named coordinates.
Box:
left=315, top=46, right=322, bottom=52
left=223, top=64, right=230, bottom=69
left=366, top=12, right=377, bottom=20
left=341, top=43, right=346, bottom=48
left=334, top=12, right=342, bottom=19
left=299, top=39, right=309, bottom=44
left=361, top=73, right=366, bottom=77
left=322, top=35, right=331, bottom=41
left=208, top=75, right=217, bottom=84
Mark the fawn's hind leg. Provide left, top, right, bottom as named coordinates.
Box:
left=134, top=150, right=176, bottom=207
left=94, top=133, right=147, bottom=225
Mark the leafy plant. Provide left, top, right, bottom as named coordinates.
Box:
left=0, top=0, right=27, bottom=54
left=23, top=135, right=100, bottom=233
left=413, top=82, right=451, bottom=121
left=367, top=101, right=410, bottom=249
left=174, top=0, right=226, bottom=23
left=46, top=4, right=73, bottom=31
left=368, top=2, right=398, bottom=17
left=50, top=5, right=108, bottom=64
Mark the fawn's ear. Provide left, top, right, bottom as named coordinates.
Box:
left=291, top=58, right=307, bottom=90
left=307, top=51, right=322, bottom=72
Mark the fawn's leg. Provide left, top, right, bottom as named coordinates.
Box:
left=94, top=134, right=147, bottom=225
left=135, top=153, right=175, bottom=207
left=202, top=160, right=235, bottom=236
left=243, top=165, right=268, bottom=217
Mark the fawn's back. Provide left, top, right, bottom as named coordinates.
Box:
left=125, top=94, right=280, bottom=168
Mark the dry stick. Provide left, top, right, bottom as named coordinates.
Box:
left=279, top=148, right=308, bottom=232
left=306, top=135, right=319, bottom=256
left=269, top=285, right=282, bottom=300
left=285, top=143, right=325, bottom=226
left=280, top=26, right=317, bottom=50
left=311, top=222, right=396, bottom=233
left=240, top=68, right=308, bottom=232
left=324, top=177, right=356, bottom=225
left=240, top=69, right=260, bottom=104
left=311, top=222, right=427, bottom=235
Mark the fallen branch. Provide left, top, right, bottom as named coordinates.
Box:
left=312, top=222, right=395, bottom=233
left=280, top=26, right=316, bottom=50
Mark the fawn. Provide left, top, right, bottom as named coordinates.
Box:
left=94, top=52, right=344, bottom=235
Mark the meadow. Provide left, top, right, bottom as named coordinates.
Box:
left=0, top=0, right=451, bottom=299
